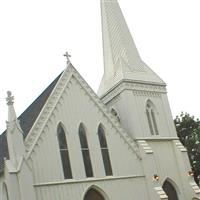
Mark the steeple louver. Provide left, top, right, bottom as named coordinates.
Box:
left=98, top=0, right=165, bottom=96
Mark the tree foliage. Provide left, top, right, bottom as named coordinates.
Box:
left=174, top=112, right=200, bottom=184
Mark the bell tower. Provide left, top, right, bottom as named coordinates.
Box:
left=98, top=0, right=177, bottom=139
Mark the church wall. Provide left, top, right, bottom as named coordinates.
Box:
left=148, top=140, right=194, bottom=200
left=28, top=76, right=143, bottom=185
left=17, top=161, right=37, bottom=200
left=103, top=86, right=198, bottom=198
left=106, top=88, right=177, bottom=139
left=34, top=176, right=149, bottom=200
left=161, top=94, right=178, bottom=135
left=3, top=169, right=21, bottom=200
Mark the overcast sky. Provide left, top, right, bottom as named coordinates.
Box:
left=0, top=0, right=200, bottom=133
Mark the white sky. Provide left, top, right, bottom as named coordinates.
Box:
left=0, top=0, right=200, bottom=133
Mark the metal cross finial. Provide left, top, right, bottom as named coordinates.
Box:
left=63, top=51, right=71, bottom=64
left=6, top=91, right=14, bottom=105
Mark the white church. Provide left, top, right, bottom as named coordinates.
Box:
left=0, top=0, right=200, bottom=200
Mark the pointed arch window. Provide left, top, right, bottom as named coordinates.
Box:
left=79, top=124, right=93, bottom=177
left=162, top=180, right=179, bottom=200
left=146, top=100, right=159, bottom=135
left=57, top=124, right=73, bottom=179
left=98, top=124, right=113, bottom=176
left=84, top=188, right=105, bottom=200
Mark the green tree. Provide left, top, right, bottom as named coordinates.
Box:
left=174, top=113, right=200, bottom=184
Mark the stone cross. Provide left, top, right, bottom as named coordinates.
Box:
left=6, top=91, right=14, bottom=105
left=63, top=51, right=71, bottom=64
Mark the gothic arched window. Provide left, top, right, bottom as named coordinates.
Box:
left=163, top=180, right=179, bottom=200
left=98, top=124, right=113, bottom=176
left=57, top=124, right=73, bottom=179
left=146, top=100, right=159, bottom=135
left=84, top=188, right=105, bottom=200
left=79, top=123, right=93, bottom=177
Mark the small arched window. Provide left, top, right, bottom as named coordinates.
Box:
left=79, top=123, right=93, bottom=177
left=57, top=124, right=73, bottom=179
left=98, top=124, right=113, bottom=176
left=111, top=108, right=120, bottom=122
left=146, top=100, right=159, bottom=135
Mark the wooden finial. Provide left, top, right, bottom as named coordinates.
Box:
left=6, top=91, right=14, bottom=105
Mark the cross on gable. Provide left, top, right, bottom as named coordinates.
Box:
left=63, top=51, right=71, bottom=64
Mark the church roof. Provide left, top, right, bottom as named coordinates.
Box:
left=0, top=72, right=62, bottom=173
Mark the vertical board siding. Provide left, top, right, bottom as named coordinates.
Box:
left=29, top=76, right=143, bottom=186
left=35, top=177, right=148, bottom=200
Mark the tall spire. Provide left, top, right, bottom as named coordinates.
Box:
left=98, top=0, right=165, bottom=96
left=6, top=91, right=25, bottom=167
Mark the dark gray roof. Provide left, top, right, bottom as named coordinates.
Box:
left=0, top=72, right=62, bottom=173
left=0, top=133, right=9, bottom=174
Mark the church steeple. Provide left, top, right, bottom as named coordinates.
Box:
left=98, top=0, right=165, bottom=96
left=6, top=91, right=25, bottom=167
